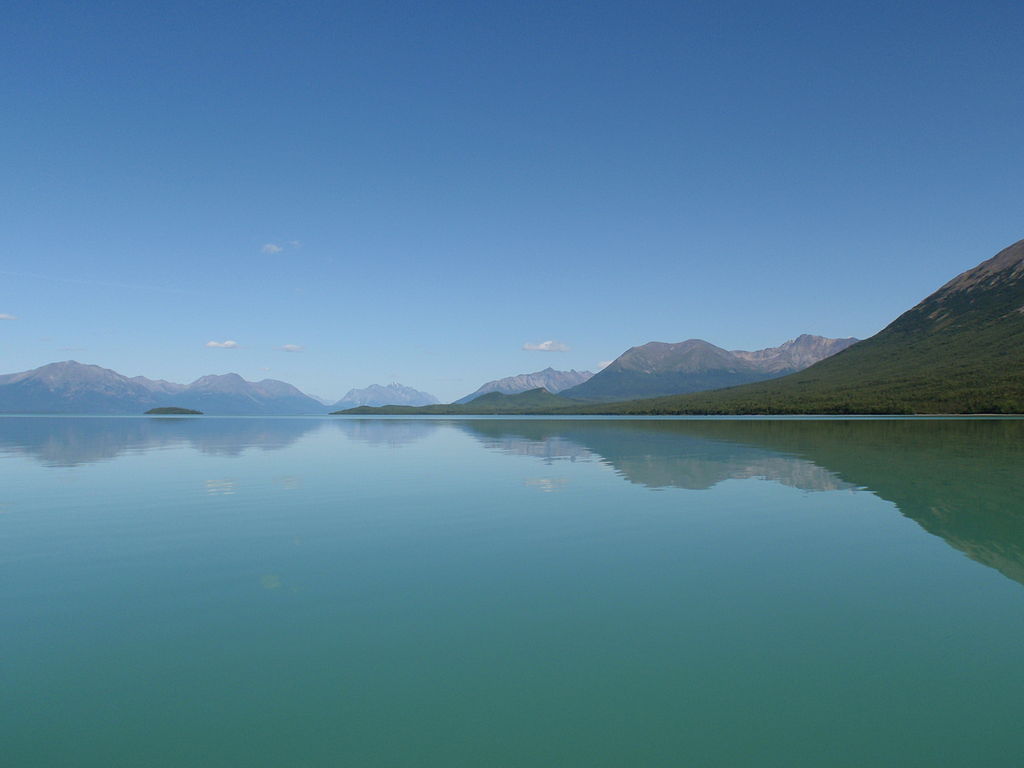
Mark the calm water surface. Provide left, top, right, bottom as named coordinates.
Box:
left=2, top=416, right=1023, bottom=766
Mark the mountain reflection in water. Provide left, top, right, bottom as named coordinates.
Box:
left=0, top=416, right=324, bottom=466
left=328, top=417, right=440, bottom=447
left=456, top=419, right=853, bottom=491
left=454, top=418, right=1024, bottom=587
left=2, top=415, right=1022, bottom=587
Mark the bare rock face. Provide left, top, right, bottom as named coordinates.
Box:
left=455, top=368, right=594, bottom=404
left=731, top=335, right=859, bottom=373
left=936, top=238, right=1024, bottom=295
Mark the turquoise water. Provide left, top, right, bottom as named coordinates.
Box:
left=3, top=416, right=1024, bottom=766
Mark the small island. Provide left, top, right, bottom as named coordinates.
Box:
left=144, top=407, right=203, bottom=415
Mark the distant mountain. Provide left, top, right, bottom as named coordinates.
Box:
left=455, top=367, right=594, bottom=404
left=129, top=376, right=187, bottom=397
left=335, top=388, right=576, bottom=415
left=561, top=335, right=857, bottom=401
left=330, top=383, right=439, bottom=411
left=579, top=237, right=1024, bottom=414
left=0, top=361, right=169, bottom=414
left=171, top=373, right=323, bottom=415
left=459, top=388, right=573, bottom=411
left=730, top=334, right=860, bottom=372
left=0, top=361, right=324, bottom=415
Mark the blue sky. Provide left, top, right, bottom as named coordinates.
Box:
left=3, top=0, right=1023, bottom=401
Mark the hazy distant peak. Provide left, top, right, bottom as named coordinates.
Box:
left=189, top=372, right=246, bottom=387
left=6, top=360, right=142, bottom=389
left=330, top=383, right=440, bottom=410
left=0, top=361, right=325, bottom=415
left=252, top=379, right=309, bottom=397
left=129, top=375, right=186, bottom=395
left=34, top=360, right=114, bottom=378
left=455, top=368, right=595, bottom=404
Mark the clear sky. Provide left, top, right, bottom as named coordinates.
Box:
left=3, top=0, right=1023, bottom=402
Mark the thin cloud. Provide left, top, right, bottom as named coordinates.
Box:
left=523, top=340, right=570, bottom=352
left=0, top=313, right=16, bottom=320
left=279, top=344, right=304, bottom=352
left=262, top=241, right=301, bottom=254
left=206, top=340, right=239, bottom=349
left=598, top=360, right=613, bottom=369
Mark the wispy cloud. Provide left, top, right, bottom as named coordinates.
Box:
left=262, top=241, right=301, bottom=254
left=278, top=344, right=304, bottom=352
left=598, top=360, right=613, bottom=369
left=206, top=340, right=239, bottom=349
left=523, top=340, right=570, bottom=352
left=0, top=313, right=16, bottom=320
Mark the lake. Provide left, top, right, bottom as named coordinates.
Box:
left=3, top=415, right=1023, bottom=766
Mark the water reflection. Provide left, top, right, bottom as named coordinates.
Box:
left=456, top=418, right=1024, bottom=586
left=0, top=417, right=325, bottom=467
left=329, top=417, right=439, bottom=448
left=458, top=420, right=852, bottom=491
left=0, top=415, right=438, bottom=467
left=3, top=415, right=1023, bottom=587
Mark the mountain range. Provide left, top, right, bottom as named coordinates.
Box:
left=0, top=362, right=447, bottom=415
left=455, top=368, right=594, bottom=404
left=0, top=362, right=325, bottom=415
left=339, top=237, right=1024, bottom=415
left=343, top=388, right=577, bottom=415
left=583, top=237, right=1024, bottom=414
left=330, top=383, right=439, bottom=411
left=7, top=238, right=1023, bottom=416
left=560, top=334, right=857, bottom=401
